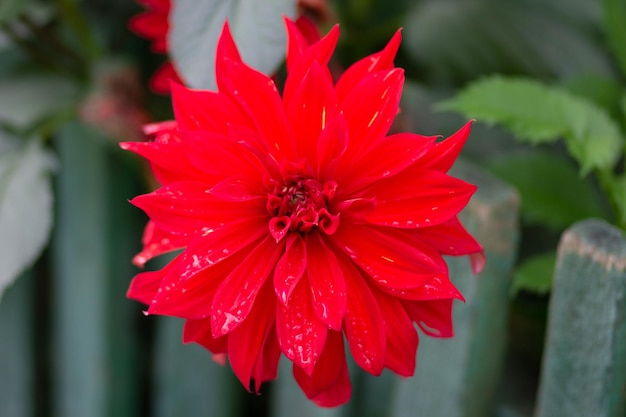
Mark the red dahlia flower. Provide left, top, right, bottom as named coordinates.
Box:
left=123, top=19, right=484, bottom=407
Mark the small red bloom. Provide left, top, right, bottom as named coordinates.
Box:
left=129, top=0, right=183, bottom=94
left=123, top=19, right=483, bottom=407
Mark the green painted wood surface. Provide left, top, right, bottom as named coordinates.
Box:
left=153, top=317, right=241, bottom=417
left=390, top=160, right=520, bottom=417
left=52, top=122, right=142, bottom=417
left=534, top=219, right=626, bottom=417
left=0, top=271, right=34, bottom=417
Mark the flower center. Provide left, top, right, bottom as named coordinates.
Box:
left=267, top=178, right=340, bottom=241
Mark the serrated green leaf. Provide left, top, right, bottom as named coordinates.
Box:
left=488, top=151, right=609, bottom=229
left=0, top=75, right=79, bottom=130
left=565, top=75, right=624, bottom=119
left=510, top=252, right=557, bottom=296
left=439, top=77, right=566, bottom=143
left=170, top=0, right=297, bottom=90
left=604, top=0, right=626, bottom=78
left=0, top=134, right=55, bottom=302
left=441, top=76, right=624, bottom=174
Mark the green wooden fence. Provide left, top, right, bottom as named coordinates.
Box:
left=1, top=134, right=625, bottom=417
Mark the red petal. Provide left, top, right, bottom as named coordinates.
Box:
left=132, top=221, right=186, bottom=267
left=336, top=132, right=437, bottom=195
left=335, top=29, right=402, bottom=103
left=416, top=217, right=483, bottom=256
left=128, top=10, right=168, bottom=52
left=293, top=330, right=352, bottom=407
left=360, top=169, right=476, bottom=228
left=180, top=130, right=270, bottom=184
left=285, top=61, right=336, bottom=163
left=375, top=290, right=418, bottom=376
left=283, top=24, right=339, bottom=106
left=382, top=275, right=464, bottom=302
left=338, top=69, right=404, bottom=164
left=285, top=17, right=309, bottom=72
left=149, top=61, right=184, bottom=95
left=254, top=325, right=282, bottom=383
left=274, top=234, right=307, bottom=305
left=227, top=282, right=277, bottom=391
left=120, top=135, right=206, bottom=185
left=183, top=318, right=228, bottom=354
left=176, top=217, right=267, bottom=281
left=147, top=249, right=247, bottom=319
left=127, top=262, right=171, bottom=304
left=316, top=112, right=348, bottom=181
left=276, top=277, right=328, bottom=375
left=295, top=15, right=321, bottom=46
left=470, top=251, right=486, bottom=275
left=211, top=236, right=284, bottom=336
left=216, top=21, right=243, bottom=66
left=418, top=121, right=473, bottom=172
left=171, top=83, right=248, bottom=133
left=333, top=224, right=446, bottom=289
left=216, top=57, right=293, bottom=161
left=305, top=233, right=346, bottom=330
left=404, top=299, right=455, bottom=338
left=130, top=181, right=267, bottom=237
left=338, top=255, right=386, bottom=375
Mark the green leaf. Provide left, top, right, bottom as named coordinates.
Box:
left=0, top=75, right=79, bottom=130
left=440, top=76, right=624, bottom=174
left=403, top=0, right=611, bottom=84
left=488, top=151, right=609, bottom=229
left=510, top=252, right=557, bottom=296
left=604, top=0, right=626, bottom=78
left=170, top=0, right=297, bottom=90
left=0, top=134, right=55, bottom=302
left=564, top=74, right=624, bottom=119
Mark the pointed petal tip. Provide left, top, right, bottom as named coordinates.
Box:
left=470, top=250, right=486, bottom=275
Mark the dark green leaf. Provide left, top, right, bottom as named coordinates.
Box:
left=403, top=0, right=611, bottom=84
left=170, top=0, right=297, bottom=89
left=0, top=0, right=32, bottom=22
left=0, top=134, right=55, bottom=301
left=441, top=76, right=624, bottom=174
left=488, top=151, right=609, bottom=229
left=510, top=252, right=557, bottom=296
left=604, top=0, right=626, bottom=78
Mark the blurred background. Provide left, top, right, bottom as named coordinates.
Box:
left=0, top=0, right=624, bottom=416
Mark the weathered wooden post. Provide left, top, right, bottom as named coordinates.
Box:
left=0, top=272, right=34, bottom=417
left=152, top=317, right=241, bottom=417
left=52, top=122, right=143, bottom=417
left=534, top=219, right=626, bottom=417
left=390, top=160, right=520, bottom=417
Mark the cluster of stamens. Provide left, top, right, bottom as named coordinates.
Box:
left=267, top=177, right=340, bottom=241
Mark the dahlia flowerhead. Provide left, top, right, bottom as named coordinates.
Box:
left=123, top=19, right=484, bottom=407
